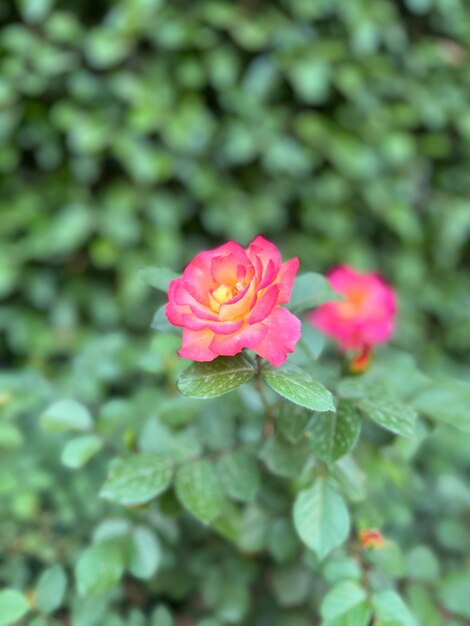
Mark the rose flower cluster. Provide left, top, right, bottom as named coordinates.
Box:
left=166, top=237, right=396, bottom=368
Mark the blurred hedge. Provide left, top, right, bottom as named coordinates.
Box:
left=1, top=0, right=469, bottom=373
left=1, top=0, right=470, bottom=623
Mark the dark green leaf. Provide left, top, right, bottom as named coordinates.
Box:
left=273, top=401, right=313, bottom=443
left=308, top=401, right=361, bottom=464
left=178, top=355, right=256, bottom=399
left=339, top=379, right=416, bottom=438
left=260, top=433, right=312, bottom=477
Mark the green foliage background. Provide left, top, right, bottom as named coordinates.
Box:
left=1, top=0, right=469, bottom=624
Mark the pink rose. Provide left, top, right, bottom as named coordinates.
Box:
left=309, top=266, right=396, bottom=352
left=165, top=236, right=301, bottom=366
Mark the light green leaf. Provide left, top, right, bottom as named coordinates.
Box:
left=61, top=434, right=102, bottom=469
left=405, top=546, right=440, bottom=582
left=100, top=454, right=173, bottom=506
left=293, top=477, right=350, bottom=559
left=321, top=581, right=367, bottom=620
left=438, top=573, right=470, bottom=619
left=372, top=590, right=418, bottom=626
left=75, top=541, right=126, bottom=596
left=263, top=365, right=335, bottom=412
left=40, top=399, right=92, bottom=433
left=178, top=355, right=256, bottom=399
left=138, top=266, right=179, bottom=292
left=35, top=565, right=67, bottom=614
left=129, top=526, right=162, bottom=580
left=339, top=379, right=416, bottom=438
left=273, top=401, right=313, bottom=443
left=288, top=272, right=341, bottom=314
left=298, top=323, right=327, bottom=360
left=175, top=460, right=225, bottom=524
left=308, top=401, right=361, bottom=464
left=218, top=450, right=260, bottom=502
left=152, top=605, right=174, bottom=626
left=0, top=589, right=30, bottom=626
left=412, top=380, right=470, bottom=431
left=322, top=601, right=371, bottom=626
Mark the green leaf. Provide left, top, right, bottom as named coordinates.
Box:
left=308, top=401, right=361, bottom=465
left=322, top=601, right=371, bottom=626
left=273, top=401, right=313, bottom=443
left=129, top=526, right=162, bottom=580
left=100, top=454, right=173, bottom=506
left=0, top=589, right=30, bottom=626
left=40, top=399, right=92, bottom=433
left=339, top=379, right=416, bottom=438
left=138, top=266, right=179, bottom=292
left=61, top=434, right=102, bottom=469
left=372, top=590, right=418, bottom=626
left=321, top=581, right=367, bottom=620
left=298, top=323, right=327, bottom=360
left=177, top=355, right=256, bottom=399
left=35, top=565, right=67, bottom=614
left=260, top=433, right=312, bottom=477
left=288, top=272, right=341, bottom=314
left=405, top=546, right=440, bottom=582
left=412, top=380, right=470, bottom=431
left=263, top=365, right=335, bottom=412
left=218, top=450, right=260, bottom=502
left=293, top=477, right=350, bottom=560
left=438, top=573, right=470, bottom=619
left=151, top=605, right=174, bottom=626
left=175, top=460, right=225, bottom=524
left=75, top=541, right=126, bottom=596
left=271, top=565, right=312, bottom=607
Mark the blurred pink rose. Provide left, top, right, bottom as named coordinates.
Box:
left=309, top=266, right=396, bottom=352
left=166, top=236, right=301, bottom=366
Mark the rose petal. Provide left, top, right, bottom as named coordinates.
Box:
left=211, top=249, right=252, bottom=286
left=252, top=307, right=301, bottom=367
left=247, top=236, right=282, bottom=276
left=182, top=314, right=244, bottom=335
left=276, top=257, right=299, bottom=304
left=209, top=322, right=268, bottom=357
left=179, top=328, right=216, bottom=361
left=246, top=284, right=280, bottom=324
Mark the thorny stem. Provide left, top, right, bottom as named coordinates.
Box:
left=255, top=356, right=275, bottom=437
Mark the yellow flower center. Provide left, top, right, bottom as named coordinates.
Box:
left=212, top=284, right=234, bottom=304
left=209, top=281, right=246, bottom=313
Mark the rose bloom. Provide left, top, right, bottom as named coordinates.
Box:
left=309, top=266, right=396, bottom=354
left=165, top=236, right=301, bottom=366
